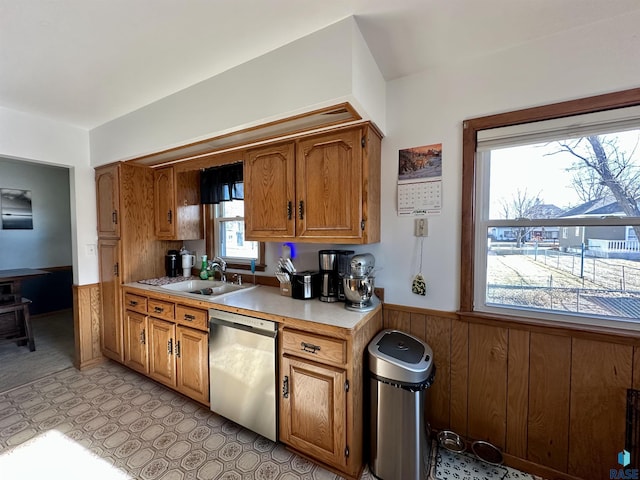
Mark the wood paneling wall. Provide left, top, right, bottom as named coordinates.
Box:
left=73, top=283, right=104, bottom=370
left=383, top=304, right=638, bottom=480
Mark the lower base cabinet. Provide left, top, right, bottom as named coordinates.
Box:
left=280, top=355, right=347, bottom=468
left=122, top=289, right=210, bottom=406
left=279, top=313, right=382, bottom=479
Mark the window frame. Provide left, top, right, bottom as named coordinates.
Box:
left=460, top=87, right=640, bottom=331
left=204, top=200, right=266, bottom=273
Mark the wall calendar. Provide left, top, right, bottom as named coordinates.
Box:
left=397, top=143, right=442, bottom=216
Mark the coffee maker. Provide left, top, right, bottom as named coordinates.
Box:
left=318, top=250, right=354, bottom=302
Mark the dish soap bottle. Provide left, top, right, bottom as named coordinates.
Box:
left=199, top=255, right=209, bottom=280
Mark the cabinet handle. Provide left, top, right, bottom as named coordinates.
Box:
left=167, top=338, right=173, bottom=355
left=154, top=306, right=164, bottom=313
left=139, top=329, right=146, bottom=345
left=298, top=200, right=304, bottom=220
left=112, top=210, right=118, bottom=225
left=167, top=209, right=172, bottom=224
left=175, top=340, right=181, bottom=358
left=129, top=300, right=138, bottom=306
left=287, top=201, right=292, bottom=220
left=282, top=375, right=289, bottom=398
left=113, top=262, right=119, bottom=277
left=301, top=342, right=321, bottom=354
left=184, top=314, right=195, bottom=321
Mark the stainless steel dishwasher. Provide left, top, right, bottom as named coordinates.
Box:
left=208, top=308, right=277, bottom=441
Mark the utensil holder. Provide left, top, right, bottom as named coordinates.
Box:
left=280, top=282, right=292, bottom=297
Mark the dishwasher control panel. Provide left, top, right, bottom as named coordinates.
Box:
left=209, top=309, right=277, bottom=334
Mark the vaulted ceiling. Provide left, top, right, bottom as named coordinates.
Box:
left=2, top=0, right=639, bottom=129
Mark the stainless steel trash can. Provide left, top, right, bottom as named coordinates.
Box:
left=368, top=329, right=436, bottom=480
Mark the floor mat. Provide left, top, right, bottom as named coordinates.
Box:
left=435, top=447, right=508, bottom=480
left=435, top=446, right=542, bottom=480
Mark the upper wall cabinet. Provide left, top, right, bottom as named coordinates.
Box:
left=96, top=163, right=121, bottom=238
left=153, top=166, right=203, bottom=240
left=244, top=123, right=381, bottom=244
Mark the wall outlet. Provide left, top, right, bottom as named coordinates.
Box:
left=414, top=218, right=428, bottom=237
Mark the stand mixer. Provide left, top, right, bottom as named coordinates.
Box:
left=342, top=253, right=376, bottom=312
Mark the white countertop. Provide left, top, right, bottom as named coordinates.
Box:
left=125, top=280, right=380, bottom=330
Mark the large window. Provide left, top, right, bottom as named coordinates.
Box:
left=462, top=89, right=640, bottom=330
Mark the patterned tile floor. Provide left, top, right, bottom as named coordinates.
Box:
left=0, top=361, right=372, bottom=479
left=0, top=360, right=542, bottom=480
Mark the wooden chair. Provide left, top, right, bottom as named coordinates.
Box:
left=0, top=295, right=35, bottom=351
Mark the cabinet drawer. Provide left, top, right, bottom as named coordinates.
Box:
left=176, top=305, right=208, bottom=330
left=282, top=328, right=346, bottom=366
left=124, top=292, right=147, bottom=313
left=148, top=298, right=175, bottom=320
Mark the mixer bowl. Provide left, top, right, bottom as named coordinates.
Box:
left=342, top=275, right=374, bottom=308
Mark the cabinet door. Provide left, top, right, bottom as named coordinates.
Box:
left=280, top=355, right=347, bottom=468
left=296, top=129, right=363, bottom=240
left=148, top=318, right=177, bottom=388
left=154, top=167, right=176, bottom=239
left=176, top=326, right=209, bottom=405
left=244, top=142, right=295, bottom=240
left=123, top=310, right=148, bottom=374
left=96, top=164, right=120, bottom=238
left=98, top=238, right=123, bottom=362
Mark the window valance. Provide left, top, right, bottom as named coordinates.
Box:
left=200, top=162, right=244, bottom=204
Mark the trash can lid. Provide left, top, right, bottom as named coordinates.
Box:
left=376, top=330, right=425, bottom=364
left=368, top=329, right=434, bottom=385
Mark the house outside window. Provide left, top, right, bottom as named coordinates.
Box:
left=462, top=91, right=640, bottom=330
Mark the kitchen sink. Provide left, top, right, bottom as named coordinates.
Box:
left=159, top=279, right=253, bottom=296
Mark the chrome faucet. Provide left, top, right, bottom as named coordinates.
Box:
left=207, top=256, right=227, bottom=282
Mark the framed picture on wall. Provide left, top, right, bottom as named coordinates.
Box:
left=1, top=189, right=33, bottom=229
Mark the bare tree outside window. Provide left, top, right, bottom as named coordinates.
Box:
left=551, top=134, right=640, bottom=241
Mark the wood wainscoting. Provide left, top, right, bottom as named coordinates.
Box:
left=382, top=303, right=639, bottom=480
left=73, top=283, right=104, bottom=370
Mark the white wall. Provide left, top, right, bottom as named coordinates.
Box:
left=0, top=158, right=72, bottom=269
left=378, top=9, right=640, bottom=311
left=90, top=17, right=385, bottom=166
left=0, top=107, right=94, bottom=285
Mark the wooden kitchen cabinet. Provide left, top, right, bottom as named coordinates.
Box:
left=95, top=163, right=120, bottom=238
left=244, top=123, right=381, bottom=244
left=175, top=325, right=209, bottom=404
left=123, top=309, right=148, bottom=374
left=148, top=317, right=177, bottom=388
left=280, top=354, right=347, bottom=468
left=96, top=163, right=174, bottom=365
left=98, top=238, right=123, bottom=362
left=278, top=319, right=381, bottom=479
left=153, top=166, right=202, bottom=240
left=244, top=142, right=296, bottom=239
left=121, top=288, right=210, bottom=406
left=148, top=317, right=209, bottom=404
